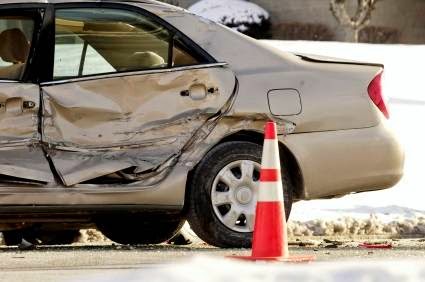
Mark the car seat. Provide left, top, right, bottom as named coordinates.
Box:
left=0, top=28, right=30, bottom=80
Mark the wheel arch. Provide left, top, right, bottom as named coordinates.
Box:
left=184, top=130, right=305, bottom=209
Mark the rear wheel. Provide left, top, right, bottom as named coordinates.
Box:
left=187, top=141, right=293, bottom=248
left=97, top=215, right=185, bottom=245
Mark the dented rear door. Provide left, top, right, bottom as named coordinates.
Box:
left=40, top=5, right=236, bottom=186
left=41, top=66, right=236, bottom=186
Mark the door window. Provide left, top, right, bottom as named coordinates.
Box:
left=0, top=17, right=34, bottom=81
left=53, top=8, right=204, bottom=80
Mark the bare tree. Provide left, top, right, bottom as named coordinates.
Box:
left=330, top=0, right=381, bottom=42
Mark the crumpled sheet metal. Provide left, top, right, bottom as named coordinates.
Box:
left=0, top=116, right=292, bottom=206
left=41, top=66, right=236, bottom=185
left=0, top=145, right=54, bottom=183
left=180, top=115, right=295, bottom=168
left=48, top=147, right=179, bottom=186
left=42, top=68, right=235, bottom=147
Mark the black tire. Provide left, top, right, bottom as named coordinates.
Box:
left=2, top=230, right=22, bottom=246
left=2, top=229, right=80, bottom=246
left=97, top=215, right=185, bottom=245
left=187, top=141, right=293, bottom=248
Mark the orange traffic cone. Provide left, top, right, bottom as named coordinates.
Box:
left=234, top=121, right=314, bottom=262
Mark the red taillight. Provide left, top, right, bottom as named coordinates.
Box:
left=368, top=71, right=389, bottom=119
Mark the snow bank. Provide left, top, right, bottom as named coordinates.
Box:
left=79, top=229, right=110, bottom=244
left=88, top=256, right=425, bottom=282
left=189, top=0, right=269, bottom=32
left=288, top=215, right=425, bottom=237
left=287, top=205, right=425, bottom=237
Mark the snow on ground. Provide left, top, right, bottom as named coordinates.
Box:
left=188, top=0, right=269, bottom=31
left=262, top=41, right=425, bottom=222
left=90, top=256, right=425, bottom=282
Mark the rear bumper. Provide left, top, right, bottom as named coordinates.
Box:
left=281, top=122, right=404, bottom=200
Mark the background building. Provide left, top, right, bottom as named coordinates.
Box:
left=161, top=0, right=425, bottom=43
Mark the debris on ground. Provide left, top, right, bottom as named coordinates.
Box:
left=323, top=239, right=344, bottom=245
left=359, top=242, right=393, bottom=249
left=17, top=239, right=34, bottom=251
left=288, top=240, right=319, bottom=247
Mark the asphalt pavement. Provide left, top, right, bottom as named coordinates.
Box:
left=1, top=239, right=425, bottom=281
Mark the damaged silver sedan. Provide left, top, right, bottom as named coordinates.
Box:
left=0, top=0, right=403, bottom=247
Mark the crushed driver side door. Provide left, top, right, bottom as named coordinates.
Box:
left=40, top=4, right=236, bottom=187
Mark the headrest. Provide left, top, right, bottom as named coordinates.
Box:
left=0, top=28, right=30, bottom=64
left=129, top=51, right=166, bottom=69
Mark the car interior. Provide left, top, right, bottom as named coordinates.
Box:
left=0, top=19, right=33, bottom=81
left=54, top=10, right=200, bottom=80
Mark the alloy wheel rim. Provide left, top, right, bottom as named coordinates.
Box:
left=211, top=160, right=261, bottom=233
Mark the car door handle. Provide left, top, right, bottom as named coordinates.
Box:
left=180, top=89, right=190, bottom=97
left=3, top=98, right=36, bottom=115
left=23, top=101, right=36, bottom=109
left=180, top=85, right=218, bottom=100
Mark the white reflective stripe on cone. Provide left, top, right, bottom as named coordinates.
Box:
left=257, top=182, right=284, bottom=202
left=261, top=139, right=281, bottom=170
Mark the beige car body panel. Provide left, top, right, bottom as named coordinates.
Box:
left=0, top=0, right=404, bottom=210
left=281, top=117, right=404, bottom=199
